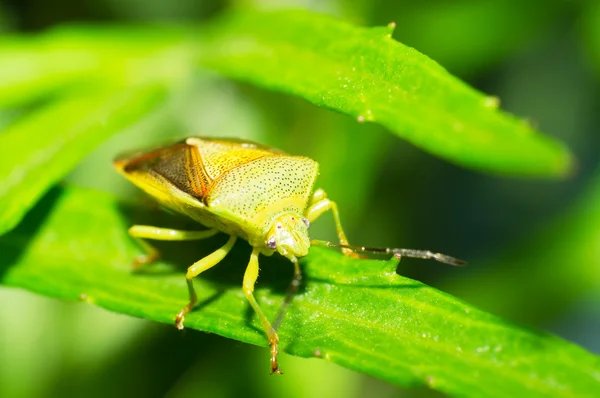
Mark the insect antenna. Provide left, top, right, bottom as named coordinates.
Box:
left=310, top=240, right=466, bottom=266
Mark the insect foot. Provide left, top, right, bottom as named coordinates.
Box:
left=174, top=312, right=186, bottom=330
left=132, top=253, right=160, bottom=271
left=270, top=336, right=283, bottom=375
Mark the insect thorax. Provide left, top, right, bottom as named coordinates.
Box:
left=205, top=155, right=318, bottom=247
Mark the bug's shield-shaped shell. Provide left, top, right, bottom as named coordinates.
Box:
left=115, top=138, right=277, bottom=200
left=114, top=137, right=319, bottom=241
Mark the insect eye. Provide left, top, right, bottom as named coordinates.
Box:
left=266, top=237, right=277, bottom=249
left=302, top=218, right=310, bottom=228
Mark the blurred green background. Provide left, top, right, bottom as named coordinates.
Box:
left=0, top=0, right=599, bottom=397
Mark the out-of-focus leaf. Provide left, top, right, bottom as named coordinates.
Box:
left=194, top=9, right=574, bottom=177
left=0, top=83, right=167, bottom=235
left=0, top=25, right=187, bottom=107
left=1, top=186, right=598, bottom=397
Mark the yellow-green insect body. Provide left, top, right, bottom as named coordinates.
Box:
left=115, top=137, right=353, bottom=374
left=114, top=136, right=464, bottom=374
left=115, top=137, right=316, bottom=257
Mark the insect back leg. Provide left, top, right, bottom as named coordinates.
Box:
left=174, top=235, right=238, bottom=329
left=273, top=255, right=301, bottom=332
left=243, top=248, right=283, bottom=374
left=304, top=188, right=359, bottom=258
left=128, top=225, right=219, bottom=269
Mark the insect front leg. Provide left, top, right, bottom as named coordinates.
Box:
left=175, top=235, right=237, bottom=330
left=128, top=225, right=219, bottom=269
left=304, top=188, right=359, bottom=258
left=243, top=248, right=282, bottom=374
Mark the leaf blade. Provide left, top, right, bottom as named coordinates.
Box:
left=1, top=186, right=598, bottom=397
left=0, top=84, right=167, bottom=235
left=195, top=9, right=573, bottom=177
left=0, top=25, right=187, bottom=107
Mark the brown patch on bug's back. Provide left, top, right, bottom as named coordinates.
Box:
left=193, top=139, right=279, bottom=181
left=117, top=143, right=208, bottom=201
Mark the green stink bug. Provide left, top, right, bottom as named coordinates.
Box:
left=114, top=137, right=464, bottom=374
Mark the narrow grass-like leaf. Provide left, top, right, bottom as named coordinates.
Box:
left=195, top=9, right=573, bottom=177
left=1, top=186, right=598, bottom=397
left=0, top=84, right=167, bottom=235
left=0, top=14, right=574, bottom=178
left=0, top=37, right=98, bottom=107
left=0, top=26, right=187, bottom=107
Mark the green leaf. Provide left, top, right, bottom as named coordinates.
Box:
left=0, top=26, right=188, bottom=108
left=1, top=186, right=598, bottom=397
left=0, top=83, right=167, bottom=236
left=0, top=11, right=574, bottom=180
left=195, top=9, right=573, bottom=177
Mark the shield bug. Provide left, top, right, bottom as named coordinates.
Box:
left=114, top=137, right=465, bottom=374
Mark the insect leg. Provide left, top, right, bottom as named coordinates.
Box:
left=243, top=248, right=282, bottom=374
left=273, top=256, right=301, bottom=331
left=175, top=235, right=237, bottom=330
left=305, top=188, right=358, bottom=258
left=128, top=225, right=219, bottom=269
